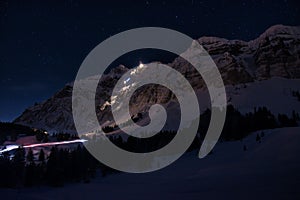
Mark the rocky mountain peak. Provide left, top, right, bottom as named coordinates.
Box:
left=13, top=25, right=300, bottom=133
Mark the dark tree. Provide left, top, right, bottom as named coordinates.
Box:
left=38, top=149, right=45, bottom=163
left=26, top=148, right=34, bottom=163
left=12, top=147, right=25, bottom=187
left=256, top=134, right=261, bottom=143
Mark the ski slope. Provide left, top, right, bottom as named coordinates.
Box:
left=1, top=127, right=300, bottom=199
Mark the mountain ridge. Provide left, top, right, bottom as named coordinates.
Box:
left=14, top=24, right=300, bottom=133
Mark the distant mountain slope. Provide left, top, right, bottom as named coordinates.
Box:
left=14, top=25, right=300, bottom=133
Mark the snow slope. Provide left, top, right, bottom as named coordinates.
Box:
left=194, top=77, right=300, bottom=115
left=1, top=127, right=299, bottom=199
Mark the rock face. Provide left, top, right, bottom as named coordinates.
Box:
left=14, top=25, right=300, bottom=133
left=14, top=84, right=75, bottom=132
left=252, top=25, right=300, bottom=79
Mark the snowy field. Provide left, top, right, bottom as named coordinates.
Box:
left=1, top=127, right=300, bottom=200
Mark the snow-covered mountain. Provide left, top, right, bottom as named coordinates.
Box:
left=14, top=25, right=300, bottom=133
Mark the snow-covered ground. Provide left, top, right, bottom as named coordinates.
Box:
left=163, top=77, right=300, bottom=130
left=195, top=77, right=300, bottom=115
left=1, top=127, right=300, bottom=199
left=227, top=77, right=300, bottom=115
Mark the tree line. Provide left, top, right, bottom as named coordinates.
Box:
left=0, top=105, right=298, bottom=188
left=0, top=144, right=115, bottom=188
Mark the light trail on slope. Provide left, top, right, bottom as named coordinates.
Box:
left=0, top=139, right=88, bottom=154
left=0, top=145, right=20, bottom=154
left=23, top=139, right=88, bottom=148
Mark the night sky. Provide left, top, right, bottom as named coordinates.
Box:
left=0, top=0, right=299, bottom=122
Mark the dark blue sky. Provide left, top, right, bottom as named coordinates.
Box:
left=0, top=0, right=299, bottom=122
